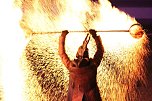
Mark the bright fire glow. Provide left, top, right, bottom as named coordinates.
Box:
left=0, top=0, right=149, bottom=101
left=0, top=0, right=27, bottom=101
left=21, top=0, right=149, bottom=101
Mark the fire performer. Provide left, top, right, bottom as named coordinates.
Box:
left=59, top=29, right=104, bottom=101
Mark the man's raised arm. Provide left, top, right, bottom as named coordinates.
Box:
left=89, top=29, right=104, bottom=67
left=59, top=30, right=71, bottom=68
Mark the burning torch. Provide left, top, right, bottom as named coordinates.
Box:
left=36, top=23, right=145, bottom=39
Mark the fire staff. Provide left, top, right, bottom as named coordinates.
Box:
left=59, top=29, right=104, bottom=101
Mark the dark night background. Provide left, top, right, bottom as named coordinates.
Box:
left=110, top=0, right=152, bottom=34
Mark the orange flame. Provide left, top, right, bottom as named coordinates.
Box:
left=0, top=0, right=148, bottom=101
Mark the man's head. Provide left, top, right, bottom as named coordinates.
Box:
left=75, top=46, right=90, bottom=67
left=76, top=46, right=89, bottom=59
left=76, top=33, right=90, bottom=59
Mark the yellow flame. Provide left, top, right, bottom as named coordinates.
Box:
left=10, top=0, right=149, bottom=101
left=0, top=0, right=27, bottom=101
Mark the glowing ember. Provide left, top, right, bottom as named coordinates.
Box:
left=0, top=0, right=149, bottom=101
left=129, top=24, right=144, bottom=39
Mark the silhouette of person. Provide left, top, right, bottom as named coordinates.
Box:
left=59, top=29, right=104, bottom=101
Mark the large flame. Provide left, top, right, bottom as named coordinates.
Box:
left=0, top=0, right=27, bottom=101
left=20, top=0, right=149, bottom=101
left=0, top=0, right=150, bottom=101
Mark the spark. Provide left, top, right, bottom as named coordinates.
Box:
left=9, top=0, right=151, bottom=101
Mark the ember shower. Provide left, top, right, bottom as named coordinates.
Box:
left=16, top=0, right=150, bottom=101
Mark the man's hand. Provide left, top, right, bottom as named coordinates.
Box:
left=89, top=29, right=97, bottom=38
left=62, top=30, right=69, bottom=37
